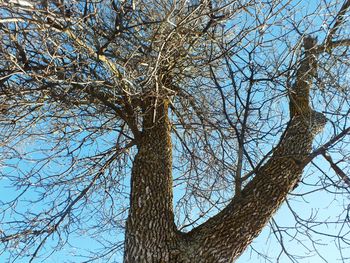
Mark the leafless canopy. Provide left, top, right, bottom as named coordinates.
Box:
left=1, top=0, right=350, bottom=262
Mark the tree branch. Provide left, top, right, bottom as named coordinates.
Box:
left=304, top=126, right=350, bottom=164
left=315, top=39, right=350, bottom=54
left=83, top=86, right=141, bottom=140
left=322, top=152, right=350, bottom=187
left=179, top=36, right=327, bottom=262
left=325, top=0, right=350, bottom=46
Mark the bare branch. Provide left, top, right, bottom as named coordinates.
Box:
left=322, top=152, right=350, bottom=187
left=325, top=0, right=350, bottom=46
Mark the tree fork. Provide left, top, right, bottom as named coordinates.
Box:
left=124, top=37, right=327, bottom=262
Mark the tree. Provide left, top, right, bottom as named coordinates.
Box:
left=1, top=0, right=350, bottom=262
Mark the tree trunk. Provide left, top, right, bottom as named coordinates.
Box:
left=124, top=99, right=180, bottom=262
left=124, top=38, right=327, bottom=262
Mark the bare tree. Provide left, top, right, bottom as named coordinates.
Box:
left=1, top=0, right=350, bottom=262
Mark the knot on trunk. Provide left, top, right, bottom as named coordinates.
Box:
left=308, top=110, right=327, bottom=135
left=292, top=110, right=327, bottom=136
left=303, top=36, right=318, bottom=51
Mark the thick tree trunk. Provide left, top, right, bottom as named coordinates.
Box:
left=124, top=100, right=180, bottom=262
left=124, top=38, right=326, bottom=262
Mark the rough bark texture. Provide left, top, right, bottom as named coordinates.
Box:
left=124, top=38, right=327, bottom=262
